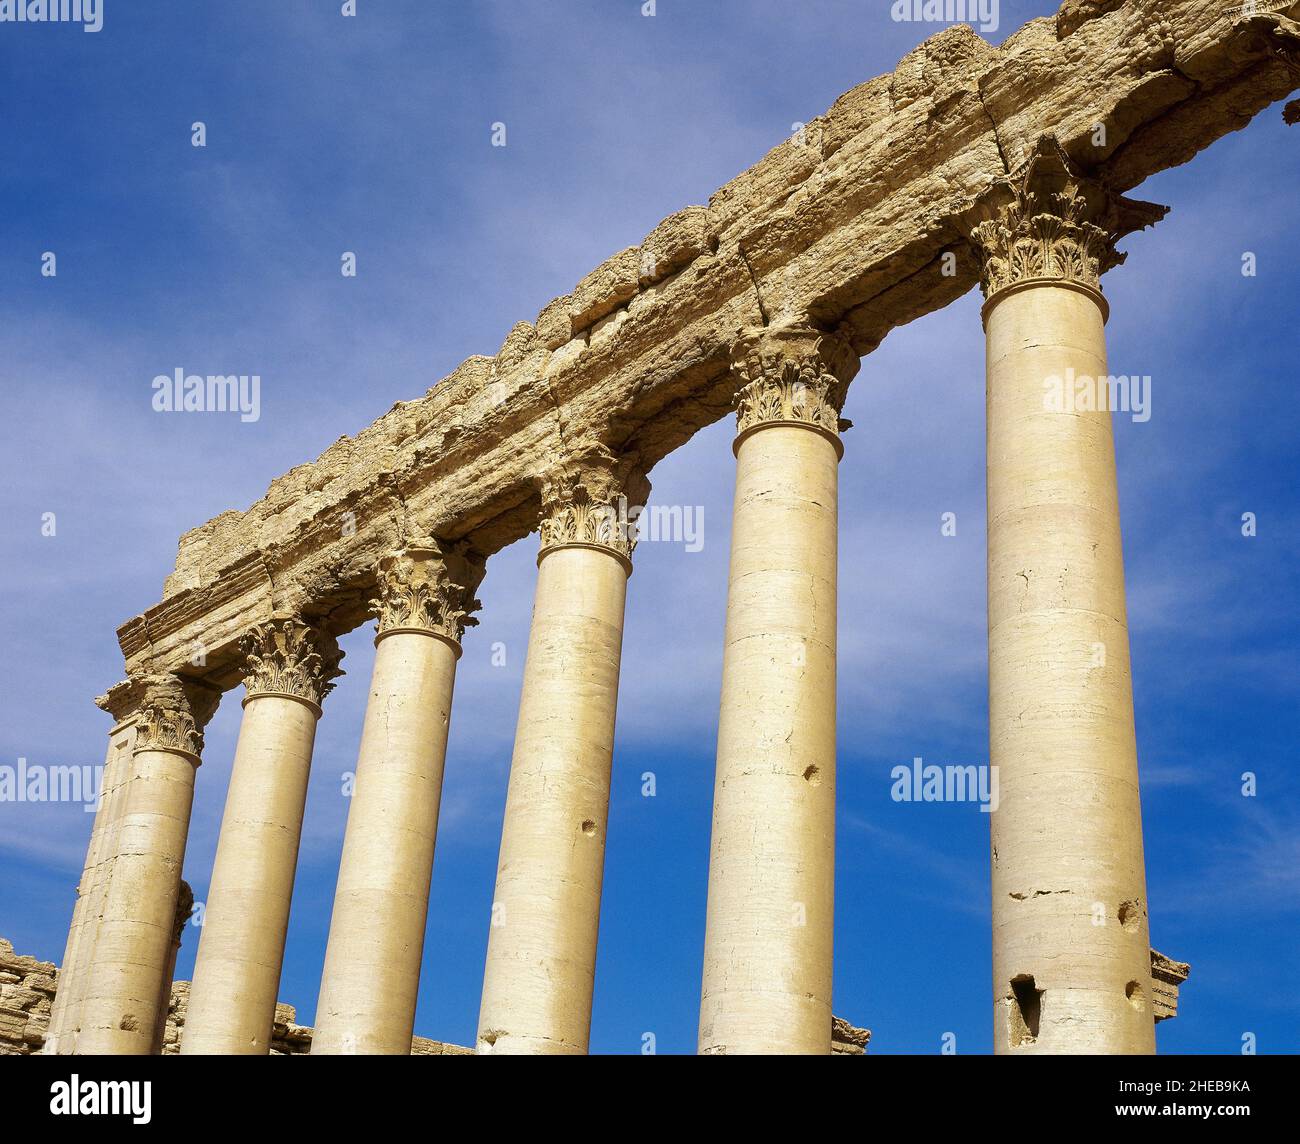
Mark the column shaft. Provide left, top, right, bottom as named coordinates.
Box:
left=181, top=694, right=319, bottom=1054
left=76, top=747, right=198, bottom=1053
left=985, top=281, right=1154, bottom=1054
left=698, top=423, right=839, bottom=1055
left=313, top=631, right=459, bottom=1054
left=476, top=544, right=629, bottom=1054
left=44, top=720, right=137, bottom=1053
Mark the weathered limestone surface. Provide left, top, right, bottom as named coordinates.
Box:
left=182, top=621, right=343, bottom=1055
left=314, top=542, right=482, bottom=1055
left=832, top=1016, right=871, bottom=1056
left=0, top=940, right=58, bottom=1056
left=699, top=327, right=857, bottom=1056
left=477, top=454, right=642, bottom=1055
left=108, top=0, right=1300, bottom=694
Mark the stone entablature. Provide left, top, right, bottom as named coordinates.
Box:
left=108, top=1, right=1300, bottom=691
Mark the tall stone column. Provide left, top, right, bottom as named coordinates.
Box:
left=313, top=540, right=484, bottom=1055
left=42, top=702, right=139, bottom=1054
left=77, top=675, right=219, bottom=1054
left=181, top=617, right=342, bottom=1055
left=476, top=448, right=645, bottom=1055
left=969, top=138, right=1166, bottom=1054
left=698, top=325, right=859, bottom=1056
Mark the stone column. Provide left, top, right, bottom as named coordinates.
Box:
left=312, top=540, right=484, bottom=1055
left=968, top=138, right=1166, bottom=1054
left=476, top=448, right=645, bottom=1055
left=76, top=675, right=219, bottom=1054
left=698, top=325, right=859, bottom=1056
left=42, top=702, right=139, bottom=1054
left=181, top=617, right=342, bottom=1055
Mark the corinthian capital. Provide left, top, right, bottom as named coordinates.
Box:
left=370, top=538, right=485, bottom=648
left=240, top=617, right=344, bottom=712
left=132, top=674, right=222, bottom=762
left=731, top=324, right=859, bottom=452
left=537, top=443, right=650, bottom=571
left=968, top=135, right=1167, bottom=305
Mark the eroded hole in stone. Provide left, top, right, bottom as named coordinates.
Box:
left=580, top=819, right=597, bottom=836
left=118, top=1014, right=139, bottom=1032
left=1125, top=980, right=1146, bottom=1010
left=802, top=765, right=821, bottom=786
left=1008, top=975, right=1042, bottom=1047
left=1118, top=899, right=1141, bottom=932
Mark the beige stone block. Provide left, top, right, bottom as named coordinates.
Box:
left=535, top=295, right=573, bottom=350
left=568, top=246, right=640, bottom=333
left=638, top=206, right=713, bottom=286
left=495, top=321, right=538, bottom=371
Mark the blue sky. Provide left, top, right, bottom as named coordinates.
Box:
left=0, top=1, right=1296, bottom=1055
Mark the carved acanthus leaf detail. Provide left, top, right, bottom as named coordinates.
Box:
left=371, top=538, right=485, bottom=644
left=968, top=135, right=1167, bottom=301
left=969, top=186, right=1117, bottom=297
left=538, top=444, right=648, bottom=566
left=133, top=674, right=220, bottom=759
left=736, top=355, right=844, bottom=437
left=731, top=325, right=859, bottom=441
left=241, top=618, right=344, bottom=708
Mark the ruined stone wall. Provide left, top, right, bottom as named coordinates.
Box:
left=0, top=940, right=57, bottom=1056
